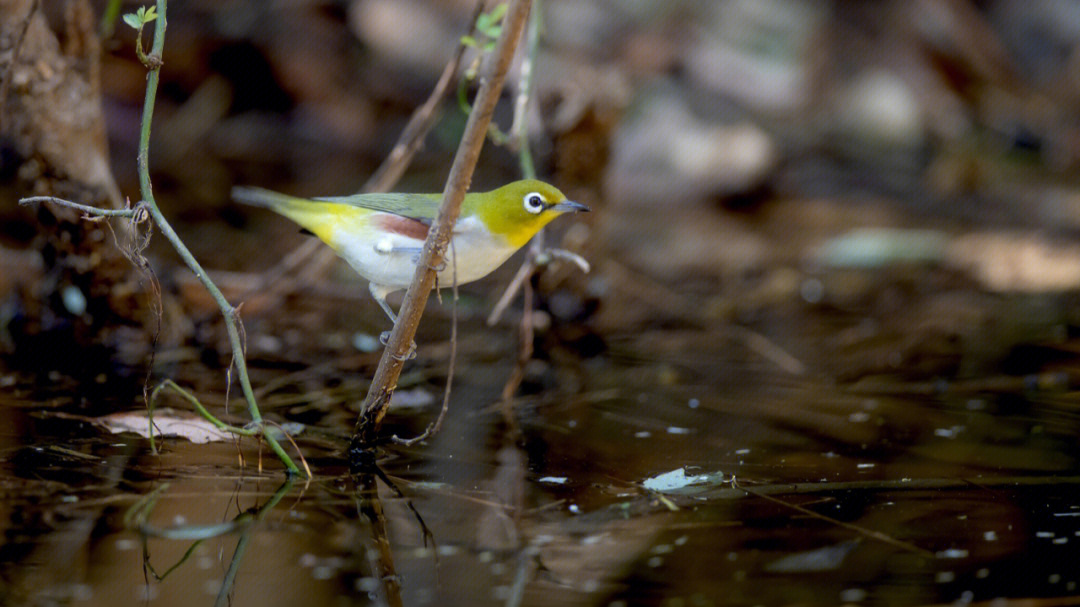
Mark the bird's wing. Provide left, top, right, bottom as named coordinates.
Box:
left=315, top=193, right=442, bottom=224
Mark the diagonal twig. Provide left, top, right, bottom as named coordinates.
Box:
left=353, top=0, right=534, bottom=447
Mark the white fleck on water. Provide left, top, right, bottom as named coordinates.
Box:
left=936, top=549, right=969, bottom=559
left=935, top=571, right=955, bottom=583
left=839, top=588, right=867, bottom=602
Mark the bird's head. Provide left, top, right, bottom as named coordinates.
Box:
left=468, top=179, right=589, bottom=247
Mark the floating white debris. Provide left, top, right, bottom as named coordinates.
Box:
left=856, top=463, right=876, bottom=469
left=537, top=476, right=568, bottom=484
left=984, top=531, right=998, bottom=541
left=666, top=426, right=693, bottom=435
left=635, top=431, right=652, bottom=438
left=642, top=468, right=726, bottom=492
left=1036, top=531, right=1055, bottom=538
left=936, top=549, right=969, bottom=559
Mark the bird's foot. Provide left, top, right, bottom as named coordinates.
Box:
left=380, top=331, right=417, bottom=361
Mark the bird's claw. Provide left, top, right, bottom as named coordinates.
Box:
left=380, top=331, right=417, bottom=361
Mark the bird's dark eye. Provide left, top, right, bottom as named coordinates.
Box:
left=523, top=192, right=545, bottom=214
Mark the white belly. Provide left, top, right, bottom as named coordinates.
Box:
left=332, top=215, right=518, bottom=292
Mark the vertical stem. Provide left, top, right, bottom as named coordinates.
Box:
left=514, top=0, right=541, bottom=181
left=135, top=0, right=298, bottom=474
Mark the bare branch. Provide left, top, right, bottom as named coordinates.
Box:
left=353, top=0, right=535, bottom=447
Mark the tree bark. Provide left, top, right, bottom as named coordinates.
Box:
left=1, top=0, right=153, bottom=375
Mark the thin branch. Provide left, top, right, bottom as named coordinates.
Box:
left=733, top=477, right=931, bottom=557
left=363, top=0, right=486, bottom=194
left=391, top=241, right=458, bottom=446
left=486, top=248, right=538, bottom=325
left=353, top=0, right=534, bottom=447
left=18, top=196, right=136, bottom=218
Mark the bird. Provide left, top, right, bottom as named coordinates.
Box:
left=232, top=179, right=589, bottom=325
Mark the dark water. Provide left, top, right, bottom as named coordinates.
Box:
left=2, top=291, right=1079, bottom=607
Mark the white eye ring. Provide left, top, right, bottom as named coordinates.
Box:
left=523, top=192, right=545, bottom=214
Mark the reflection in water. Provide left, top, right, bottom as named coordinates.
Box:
left=353, top=471, right=402, bottom=607
left=3, top=291, right=1080, bottom=606
left=127, top=476, right=295, bottom=607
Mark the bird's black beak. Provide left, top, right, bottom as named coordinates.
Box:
left=551, top=200, right=590, bottom=213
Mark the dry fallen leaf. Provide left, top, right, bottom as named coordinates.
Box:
left=99, top=410, right=232, bottom=444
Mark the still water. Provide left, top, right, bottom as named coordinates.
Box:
left=2, top=284, right=1080, bottom=607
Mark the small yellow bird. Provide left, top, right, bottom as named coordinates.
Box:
left=232, top=179, right=589, bottom=324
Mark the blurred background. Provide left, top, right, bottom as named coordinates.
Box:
left=5, top=1, right=1080, bottom=605
left=7, top=0, right=1080, bottom=378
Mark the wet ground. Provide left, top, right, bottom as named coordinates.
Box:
left=3, top=269, right=1080, bottom=606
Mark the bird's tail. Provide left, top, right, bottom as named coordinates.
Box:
left=231, top=186, right=304, bottom=211
left=232, top=186, right=347, bottom=246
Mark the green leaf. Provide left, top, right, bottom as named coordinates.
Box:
left=460, top=35, right=477, bottom=47
left=122, top=13, right=141, bottom=29
left=143, top=6, right=157, bottom=22
left=489, top=3, right=508, bottom=22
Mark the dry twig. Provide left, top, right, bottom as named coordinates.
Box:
left=352, top=0, right=534, bottom=448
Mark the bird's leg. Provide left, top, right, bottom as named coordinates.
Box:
left=369, top=282, right=416, bottom=358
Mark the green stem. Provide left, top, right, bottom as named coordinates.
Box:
left=149, top=380, right=256, bottom=438
left=515, top=0, right=541, bottom=180
left=17, top=197, right=136, bottom=217
left=135, top=0, right=299, bottom=476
